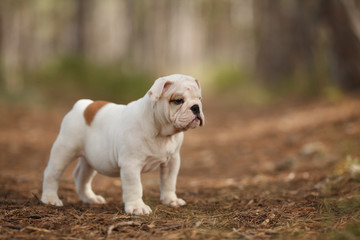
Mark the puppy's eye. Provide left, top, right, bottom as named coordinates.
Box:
left=170, top=98, right=184, bottom=105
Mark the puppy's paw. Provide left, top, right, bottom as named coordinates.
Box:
left=82, top=195, right=106, bottom=204
left=93, top=195, right=106, bottom=204
left=162, top=197, right=186, bottom=207
left=125, top=200, right=152, bottom=215
left=161, top=193, right=186, bottom=207
left=41, top=194, right=63, bottom=207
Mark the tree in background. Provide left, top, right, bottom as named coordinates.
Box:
left=0, top=1, right=24, bottom=94
left=323, top=0, right=360, bottom=90
left=1, top=0, right=360, bottom=97
left=0, top=0, right=252, bottom=96
left=254, top=0, right=360, bottom=92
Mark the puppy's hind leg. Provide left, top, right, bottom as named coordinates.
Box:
left=41, top=100, right=91, bottom=206
left=41, top=135, right=79, bottom=206
left=73, top=157, right=106, bottom=204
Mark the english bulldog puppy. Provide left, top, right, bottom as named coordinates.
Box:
left=41, top=74, right=204, bottom=215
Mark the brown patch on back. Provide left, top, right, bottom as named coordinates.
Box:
left=84, top=101, right=110, bottom=126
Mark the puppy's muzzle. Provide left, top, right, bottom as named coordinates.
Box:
left=190, top=104, right=203, bottom=126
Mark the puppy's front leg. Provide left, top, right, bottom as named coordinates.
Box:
left=160, top=153, right=186, bottom=207
left=121, top=166, right=152, bottom=215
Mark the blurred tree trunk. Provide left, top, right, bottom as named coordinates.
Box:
left=322, top=0, right=360, bottom=91
left=253, top=0, right=291, bottom=84
left=253, top=1, right=320, bottom=85
left=0, top=1, right=23, bottom=94
left=254, top=0, right=360, bottom=92
left=75, top=0, right=91, bottom=56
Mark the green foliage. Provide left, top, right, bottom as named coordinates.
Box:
left=210, top=65, right=272, bottom=106
left=322, top=195, right=360, bottom=217
left=26, top=56, right=153, bottom=106
left=334, top=155, right=360, bottom=176
left=325, top=222, right=360, bottom=240
left=334, top=223, right=360, bottom=240
left=322, top=86, right=344, bottom=103
left=320, top=194, right=360, bottom=239
left=208, top=63, right=345, bottom=106
left=0, top=57, right=348, bottom=108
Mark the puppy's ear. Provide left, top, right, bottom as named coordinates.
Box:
left=148, top=78, right=173, bottom=101
left=195, top=79, right=201, bottom=89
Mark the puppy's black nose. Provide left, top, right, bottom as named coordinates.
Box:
left=191, top=105, right=200, bottom=114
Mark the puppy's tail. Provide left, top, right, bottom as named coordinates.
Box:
left=56, top=99, right=93, bottom=143
left=73, top=99, right=94, bottom=113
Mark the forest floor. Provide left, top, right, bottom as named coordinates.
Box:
left=1, top=96, right=360, bottom=239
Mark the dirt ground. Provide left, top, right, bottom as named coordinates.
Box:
left=1, top=96, right=360, bottom=239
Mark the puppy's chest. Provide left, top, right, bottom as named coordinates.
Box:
left=142, top=155, right=168, bottom=173
left=142, top=141, right=177, bottom=173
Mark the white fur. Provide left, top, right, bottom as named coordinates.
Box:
left=41, top=74, right=204, bottom=215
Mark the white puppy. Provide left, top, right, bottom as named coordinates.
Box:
left=41, top=74, right=204, bottom=215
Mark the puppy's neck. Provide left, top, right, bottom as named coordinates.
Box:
left=141, top=94, right=179, bottom=137
left=158, top=124, right=179, bottom=137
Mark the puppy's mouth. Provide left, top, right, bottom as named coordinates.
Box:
left=186, top=115, right=203, bottom=129
left=196, top=115, right=203, bottom=127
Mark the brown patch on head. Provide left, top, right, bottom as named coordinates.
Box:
left=84, top=101, right=110, bottom=126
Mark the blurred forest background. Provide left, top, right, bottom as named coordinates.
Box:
left=1, top=0, right=360, bottom=106
left=2, top=1, right=360, bottom=238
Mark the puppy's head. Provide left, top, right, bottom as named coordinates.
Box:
left=148, top=74, right=205, bottom=134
